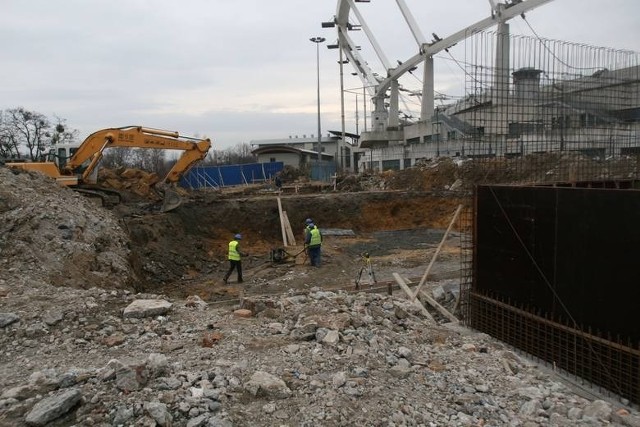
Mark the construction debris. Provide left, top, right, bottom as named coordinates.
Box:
left=2, top=162, right=640, bottom=426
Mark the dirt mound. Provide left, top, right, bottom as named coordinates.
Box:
left=0, top=168, right=135, bottom=289
left=98, top=167, right=163, bottom=202
left=383, top=153, right=640, bottom=193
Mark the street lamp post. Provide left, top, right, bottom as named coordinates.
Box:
left=327, top=37, right=346, bottom=172
left=310, top=37, right=325, bottom=168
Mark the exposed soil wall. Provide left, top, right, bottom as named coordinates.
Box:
left=123, top=191, right=465, bottom=289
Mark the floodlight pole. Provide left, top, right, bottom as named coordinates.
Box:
left=310, top=37, right=325, bottom=166
left=338, top=36, right=346, bottom=172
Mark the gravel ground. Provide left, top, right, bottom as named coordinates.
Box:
left=2, top=167, right=640, bottom=426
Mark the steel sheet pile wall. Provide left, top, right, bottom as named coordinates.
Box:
left=467, top=185, right=640, bottom=404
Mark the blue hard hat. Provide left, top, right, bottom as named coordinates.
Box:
left=305, top=218, right=313, bottom=225
left=234, top=233, right=242, bottom=240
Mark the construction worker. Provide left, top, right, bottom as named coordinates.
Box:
left=274, top=173, right=283, bottom=192
left=302, top=218, right=314, bottom=263
left=303, top=218, right=314, bottom=240
left=223, top=233, right=248, bottom=284
left=304, top=221, right=323, bottom=267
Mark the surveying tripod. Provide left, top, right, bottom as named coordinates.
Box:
left=355, top=252, right=377, bottom=290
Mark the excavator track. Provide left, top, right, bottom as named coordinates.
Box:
left=74, top=186, right=122, bottom=208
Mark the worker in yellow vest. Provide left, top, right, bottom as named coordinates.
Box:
left=304, top=222, right=323, bottom=267
left=302, top=218, right=314, bottom=263
left=224, top=233, right=248, bottom=284
left=303, top=218, right=314, bottom=241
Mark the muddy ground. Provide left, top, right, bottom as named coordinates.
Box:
left=116, top=188, right=467, bottom=305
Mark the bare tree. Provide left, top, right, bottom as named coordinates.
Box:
left=0, top=108, right=78, bottom=161
left=0, top=111, right=21, bottom=159
left=49, top=116, right=78, bottom=148
left=1, top=108, right=50, bottom=160
left=208, top=142, right=256, bottom=165
left=101, top=148, right=168, bottom=177
left=101, top=147, right=134, bottom=169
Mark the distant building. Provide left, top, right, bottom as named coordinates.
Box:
left=357, top=64, right=640, bottom=171
left=251, top=131, right=360, bottom=171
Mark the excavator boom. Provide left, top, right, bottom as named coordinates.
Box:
left=6, top=126, right=211, bottom=212
left=68, top=126, right=211, bottom=184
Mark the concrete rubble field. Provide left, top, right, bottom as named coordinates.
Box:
left=1, top=161, right=639, bottom=426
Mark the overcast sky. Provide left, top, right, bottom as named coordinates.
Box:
left=1, top=0, right=638, bottom=149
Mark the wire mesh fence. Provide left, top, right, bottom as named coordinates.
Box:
left=460, top=30, right=640, bottom=182
left=364, top=31, right=640, bottom=183
left=453, top=31, right=640, bottom=406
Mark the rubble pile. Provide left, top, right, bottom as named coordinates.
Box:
left=98, top=168, right=163, bottom=202
left=3, top=287, right=640, bottom=426
left=0, top=168, right=134, bottom=290
left=382, top=153, right=640, bottom=193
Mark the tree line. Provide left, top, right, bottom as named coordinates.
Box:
left=0, top=107, right=257, bottom=171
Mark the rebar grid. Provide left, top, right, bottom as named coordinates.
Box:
left=460, top=31, right=640, bottom=183
left=457, top=32, right=640, bottom=406
left=467, top=292, right=640, bottom=405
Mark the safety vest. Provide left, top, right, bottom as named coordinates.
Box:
left=228, top=240, right=241, bottom=261
left=308, top=227, right=322, bottom=247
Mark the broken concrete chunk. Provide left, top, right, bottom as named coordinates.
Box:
left=0, top=312, right=20, bottom=328
left=25, top=388, right=82, bottom=426
left=244, top=371, right=292, bottom=399
left=185, top=295, right=208, bottom=310
left=233, top=309, right=252, bottom=318
left=123, top=299, right=172, bottom=318
left=144, top=401, right=173, bottom=426
left=42, top=310, right=64, bottom=326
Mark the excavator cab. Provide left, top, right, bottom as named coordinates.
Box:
left=45, top=143, right=80, bottom=169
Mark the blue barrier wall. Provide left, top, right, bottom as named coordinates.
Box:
left=310, top=162, right=336, bottom=182
left=180, top=162, right=284, bottom=189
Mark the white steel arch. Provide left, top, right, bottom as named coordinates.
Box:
left=333, top=0, right=554, bottom=136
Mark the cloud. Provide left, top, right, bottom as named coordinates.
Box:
left=1, top=0, right=638, bottom=148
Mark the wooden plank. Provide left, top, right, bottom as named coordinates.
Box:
left=416, top=288, right=458, bottom=324
left=392, top=273, right=435, bottom=322
left=276, top=197, right=288, bottom=247
left=412, top=204, right=463, bottom=300
left=282, top=211, right=296, bottom=246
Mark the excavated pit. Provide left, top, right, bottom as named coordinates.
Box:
left=120, top=190, right=466, bottom=301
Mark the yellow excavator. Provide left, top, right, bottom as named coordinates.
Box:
left=6, top=126, right=211, bottom=212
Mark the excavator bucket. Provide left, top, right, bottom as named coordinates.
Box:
left=161, top=188, right=183, bottom=212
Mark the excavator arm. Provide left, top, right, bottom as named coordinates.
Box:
left=65, top=126, right=211, bottom=184
left=7, top=125, right=211, bottom=212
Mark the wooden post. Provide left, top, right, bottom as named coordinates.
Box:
left=393, top=273, right=435, bottom=322
left=412, top=204, right=463, bottom=301
left=282, top=211, right=296, bottom=246
left=415, top=287, right=458, bottom=323
left=276, top=196, right=288, bottom=247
